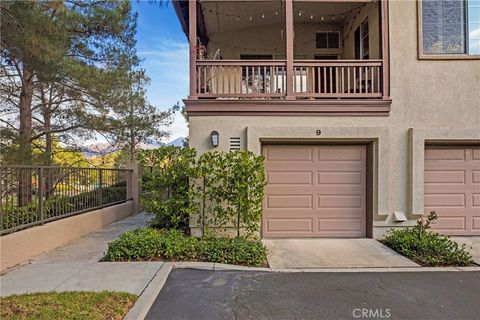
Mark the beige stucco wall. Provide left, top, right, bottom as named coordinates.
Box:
left=0, top=201, right=134, bottom=272
left=188, top=0, right=480, bottom=238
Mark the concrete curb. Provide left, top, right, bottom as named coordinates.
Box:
left=167, top=261, right=480, bottom=272
left=124, top=262, right=172, bottom=320
left=213, top=263, right=271, bottom=272
left=268, top=266, right=480, bottom=272
left=172, top=261, right=479, bottom=273
left=173, top=261, right=270, bottom=272
left=173, top=261, right=215, bottom=270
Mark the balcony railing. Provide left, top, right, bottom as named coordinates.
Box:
left=196, top=60, right=287, bottom=98
left=293, top=60, right=383, bottom=98
left=195, top=59, right=384, bottom=99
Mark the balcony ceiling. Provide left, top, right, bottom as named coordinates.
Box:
left=200, top=1, right=368, bottom=35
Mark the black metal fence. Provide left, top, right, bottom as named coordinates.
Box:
left=0, top=165, right=133, bottom=235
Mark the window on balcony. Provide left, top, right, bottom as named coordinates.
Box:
left=355, top=18, right=369, bottom=60
left=316, top=32, right=340, bottom=49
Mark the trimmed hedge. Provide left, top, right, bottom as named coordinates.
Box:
left=104, top=228, right=268, bottom=267
left=382, top=212, right=473, bottom=266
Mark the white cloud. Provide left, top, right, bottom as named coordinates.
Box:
left=166, top=113, right=189, bottom=142
left=138, top=36, right=190, bottom=141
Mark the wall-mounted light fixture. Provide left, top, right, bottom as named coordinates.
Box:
left=210, top=130, right=219, bottom=148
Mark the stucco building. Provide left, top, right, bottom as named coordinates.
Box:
left=174, top=0, right=480, bottom=238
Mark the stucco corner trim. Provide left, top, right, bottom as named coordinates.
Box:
left=408, top=127, right=480, bottom=219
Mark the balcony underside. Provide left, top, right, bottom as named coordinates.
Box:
left=184, top=98, right=392, bottom=116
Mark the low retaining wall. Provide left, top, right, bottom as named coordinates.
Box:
left=0, top=201, right=134, bottom=272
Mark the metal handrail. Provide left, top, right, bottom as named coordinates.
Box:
left=0, top=165, right=132, bottom=235
left=1, top=165, right=133, bottom=171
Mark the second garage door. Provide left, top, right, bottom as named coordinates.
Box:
left=424, top=146, right=480, bottom=235
left=262, top=145, right=367, bottom=238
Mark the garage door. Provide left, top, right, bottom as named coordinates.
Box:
left=262, top=145, right=366, bottom=238
left=424, top=147, right=480, bottom=235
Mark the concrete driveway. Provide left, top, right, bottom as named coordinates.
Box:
left=263, top=239, right=419, bottom=269
left=145, top=269, right=480, bottom=320
left=451, top=237, right=480, bottom=264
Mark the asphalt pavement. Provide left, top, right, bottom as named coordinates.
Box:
left=145, top=269, right=480, bottom=320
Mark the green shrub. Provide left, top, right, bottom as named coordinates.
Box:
left=200, top=236, right=268, bottom=266
left=139, top=147, right=266, bottom=238
left=104, top=228, right=268, bottom=267
left=1, top=183, right=127, bottom=233
left=193, top=151, right=265, bottom=238
left=103, top=228, right=165, bottom=261
left=1, top=203, right=39, bottom=230
left=383, top=212, right=473, bottom=266
left=138, top=147, right=197, bottom=232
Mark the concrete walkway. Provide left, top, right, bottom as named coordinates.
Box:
left=263, top=238, right=419, bottom=269
left=451, top=236, right=480, bottom=264
left=0, top=213, right=163, bottom=297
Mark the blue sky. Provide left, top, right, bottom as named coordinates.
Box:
left=132, top=1, right=189, bottom=142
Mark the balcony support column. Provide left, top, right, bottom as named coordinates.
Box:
left=380, top=0, right=390, bottom=99
left=285, top=0, right=295, bottom=100
left=189, top=0, right=198, bottom=99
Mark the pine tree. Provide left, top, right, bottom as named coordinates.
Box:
left=0, top=0, right=140, bottom=205
left=1, top=0, right=137, bottom=164
left=104, top=59, right=177, bottom=163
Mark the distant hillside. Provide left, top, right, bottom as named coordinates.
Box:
left=82, top=138, right=164, bottom=158
left=79, top=142, right=117, bottom=158
left=138, top=137, right=165, bottom=150
left=82, top=137, right=186, bottom=158
left=166, top=137, right=187, bottom=147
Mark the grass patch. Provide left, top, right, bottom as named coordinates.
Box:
left=0, top=291, right=136, bottom=320
left=104, top=228, right=268, bottom=267
left=382, top=212, right=473, bottom=267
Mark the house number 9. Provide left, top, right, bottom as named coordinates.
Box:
left=315, top=130, right=322, bottom=136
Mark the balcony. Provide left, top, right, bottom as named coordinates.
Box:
left=175, top=0, right=391, bottom=115
left=196, top=59, right=383, bottom=99
left=196, top=60, right=287, bottom=98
